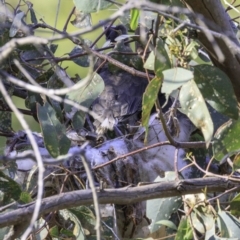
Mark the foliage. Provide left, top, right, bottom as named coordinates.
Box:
left=0, top=0, right=240, bottom=239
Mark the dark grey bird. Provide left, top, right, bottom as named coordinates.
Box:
left=92, top=66, right=148, bottom=135
left=91, top=24, right=149, bottom=135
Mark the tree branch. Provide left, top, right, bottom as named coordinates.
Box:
left=0, top=177, right=239, bottom=228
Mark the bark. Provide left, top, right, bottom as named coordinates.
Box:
left=0, top=177, right=239, bottom=228
left=183, top=0, right=240, bottom=103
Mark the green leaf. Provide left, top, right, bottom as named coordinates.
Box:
left=130, top=8, right=139, bottom=30
left=108, top=41, right=135, bottom=73
left=144, top=51, right=155, bottom=71
left=233, top=153, right=240, bottom=171
left=37, top=102, right=71, bottom=158
left=142, top=76, right=162, bottom=143
left=217, top=210, right=240, bottom=238
left=175, top=216, right=193, bottom=240
left=179, top=80, right=213, bottom=147
left=9, top=11, right=25, bottom=37
left=59, top=209, right=85, bottom=239
left=0, top=111, right=13, bottom=134
left=154, top=38, right=171, bottom=77
left=29, top=7, right=38, bottom=24
left=146, top=172, right=182, bottom=233
left=49, top=226, right=59, bottom=238
left=162, top=67, right=193, bottom=95
left=194, top=65, right=238, bottom=119
left=213, top=119, right=240, bottom=161
left=68, top=206, right=96, bottom=229
left=230, top=193, right=240, bottom=216
left=0, top=171, right=21, bottom=204
left=71, top=10, right=92, bottom=28
left=69, top=39, right=93, bottom=67
left=0, top=91, right=13, bottom=134
left=156, top=220, right=177, bottom=230
left=190, top=208, right=214, bottom=234
left=19, top=191, right=32, bottom=204
left=64, top=73, right=104, bottom=130
left=73, top=0, right=112, bottom=13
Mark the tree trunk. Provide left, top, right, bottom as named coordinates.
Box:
left=183, top=0, right=240, bottom=104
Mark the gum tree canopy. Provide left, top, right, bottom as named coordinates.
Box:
left=1, top=0, right=240, bottom=239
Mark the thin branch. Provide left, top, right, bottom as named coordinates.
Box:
left=63, top=7, right=76, bottom=32
left=81, top=154, right=101, bottom=240
left=0, top=80, right=45, bottom=240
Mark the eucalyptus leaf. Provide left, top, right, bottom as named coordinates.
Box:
left=190, top=209, right=214, bottom=234
left=9, top=11, right=25, bottom=37
left=64, top=73, right=104, bottom=129
left=213, top=119, right=240, bottom=161
left=37, top=102, right=71, bottom=158
left=0, top=171, right=21, bottom=204
left=179, top=80, right=213, bottom=147
left=155, top=38, right=171, bottom=77
left=146, top=172, right=182, bottom=233
left=217, top=210, right=240, bottom=238
left=156, top=219, right=177, bottom=230
left=175, top=216, right=193, bottom=240
left=144, top=51, right=155, bottom=71
left=130, top=8, right=139, bottom=30
left=69, top=39, right=93, bottom=67
left=29, top=7, right=38, bottom=24
left=73, top=0, right=112, bottom=13
left=0, top=111, right=13, bottom=134
left=162, top=67, right=193, bottom=95
left=71, top=9, right=92, bottom=28
left=194, top=65, right=238, bottom=120
left=142, top=76, right=162, bottom=143
left=230, top=193, right=240, bottom=216
left=59, top=209, right=85, bottom=239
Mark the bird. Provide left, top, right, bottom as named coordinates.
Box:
left=92, top=66, right=148, bottom=135
left=104, top=24, right=128, bottom=43
left=90, top=24, right=148, bottom=135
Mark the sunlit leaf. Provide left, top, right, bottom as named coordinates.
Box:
left=19, top=191, right=32, bottom=204
left=179, top=80, right=213, bottom=147
left=37, top=102, right=71, bottom=158
left=130, top=8, right=139, bottom=30
left=71, top=9, right=92, bottom=28
left=155, top=38, right=171, bottom=77
left=175, top=216, right=193, bottom=240
left=162, top=68, right=193, bottom=95
left=217, top=210, right=240, bottom=238
left=156, top=219, right=177, bottom=230
left=144, top=51, right=155, bottom=71
left=190, top=208, right=214, bottom=234
left=162, top=67, right=193, bottom=95
left=146, top=172, right=182, bottom=233
left=73, top=0, right=112, bottom=13
left=49, top=226, right=59, bottom=238
left=59, top=209, right=85, bottom=239
left=213, top=119, right=240, bottom=161
left=142, top=76, right=162, bottom=143
left=233, top=153, right=240, bottom=171
left=142, top=39, right=171, bottom=141
left=194, top=65, right=238, bottom=119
